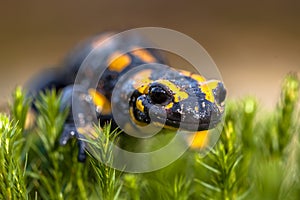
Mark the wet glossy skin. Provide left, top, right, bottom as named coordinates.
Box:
left=127, top=67, right=226, bottom=131
left=28, top=32, right=226, bottom=161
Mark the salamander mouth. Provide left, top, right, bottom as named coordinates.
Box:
left=131, top=94, right=224, bottom=132
left=154, top=113, right=222, bottom=131
left=142, top=99, right=223, bottom=131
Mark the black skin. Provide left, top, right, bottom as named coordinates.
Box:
left=27, top=33, right=226, bottom=162
left=128, top=67, right=226, bottom=131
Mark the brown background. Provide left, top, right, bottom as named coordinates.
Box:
left=0, top=0, right=299, bottom=110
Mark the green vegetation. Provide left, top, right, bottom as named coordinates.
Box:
left=0, top=74, right=299, bottom=200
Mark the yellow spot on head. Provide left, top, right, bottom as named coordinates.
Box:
left=131, top=46, right=157, bottom=63
left=206, top=80, right=219, bottom=89
left=200, top=85, right=214, bottom=102
left=188, top=131, right=208, bottom=149
left=107, top=51, right=131, bottom=72
left=136, top=99, right=145, bottom=112
left=137, top=85, right=150, bottom=94
left=191, top=73, right=206, bottom=83
left=132, top=69, right=153, bottom=94
left=199, top=80, right=220, bottom=103
left=129, top=107, right=147, bottom=126
left=88, top=89, right=111, bottom=115
left=156, top=80, right=188, bottom=103
left=164, top=102, right=174, bottom=109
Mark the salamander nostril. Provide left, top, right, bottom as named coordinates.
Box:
left=214, top=82, right=227, bottom=105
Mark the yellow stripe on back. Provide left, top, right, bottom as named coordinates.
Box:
left=107, top=51, right=131, bottom=72
left=88, top=89, right=111, bottom=115
left=179, top=70, right=206, bottom=83
left=131, top=47, right=157, bottom=63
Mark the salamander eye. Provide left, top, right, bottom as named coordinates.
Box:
left=149, top=86, right=171, bottom=104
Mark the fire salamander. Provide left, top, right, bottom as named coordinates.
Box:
left=28, top=32, right=226, bottom=161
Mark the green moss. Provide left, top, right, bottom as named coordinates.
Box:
left=0, top=114, right=27, bottom=200
left=0, top=73, right=299, bottom=200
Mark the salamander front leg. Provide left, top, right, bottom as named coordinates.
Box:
left=59, top=85, right=91, bottom=162
left=59, top=123, right=87, bottom=162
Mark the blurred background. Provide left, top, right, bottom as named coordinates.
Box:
left=0, top=0, right=299, bottom=110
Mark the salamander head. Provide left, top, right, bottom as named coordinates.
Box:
left=129, top=67, right=226, bottom=131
